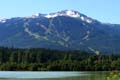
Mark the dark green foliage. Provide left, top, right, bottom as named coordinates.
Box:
left=0, top=47, right=119, bottom=71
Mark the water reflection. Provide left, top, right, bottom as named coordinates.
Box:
left=41, top=72, right=107, bottom=80
left=0, top=71, right=119, bottom=80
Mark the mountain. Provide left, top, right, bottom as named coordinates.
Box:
left=0, top=10, right=120, bottom=54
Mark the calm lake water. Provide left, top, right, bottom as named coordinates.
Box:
left=0, top=71, right=115, bottom=80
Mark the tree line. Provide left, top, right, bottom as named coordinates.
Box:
left=0, top=47, right=119, bottom=71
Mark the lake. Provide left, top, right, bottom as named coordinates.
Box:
left=0, top=71, right=118, bottom=80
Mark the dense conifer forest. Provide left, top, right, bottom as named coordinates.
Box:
left=0, top=47, right=119, bottom=71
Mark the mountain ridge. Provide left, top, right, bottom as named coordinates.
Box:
left=0, top=10, right=120, bottom=54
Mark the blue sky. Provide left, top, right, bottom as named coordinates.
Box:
left=0, top=0, right=119, bottom=24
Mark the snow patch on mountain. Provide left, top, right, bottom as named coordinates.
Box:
left=45, top=14, right=58, bottom=18
left=25, top=10, right=94, bottom=24
left=66, top=10, right=80, bottom=17
left=26, top=13, right=46, bottom=18
left=31, top=13, right=40, bottom=18
left=45, top=10, right=80, bottom=18
left=45, top=10, right=93, bottom=23
left=0, top=19, right=6, bottom=23
left=80, top=16, right=93, bottom=23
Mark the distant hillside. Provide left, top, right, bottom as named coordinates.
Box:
left=0, top=10, right=120, bottom=54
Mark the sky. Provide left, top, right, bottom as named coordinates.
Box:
left=0, top=0, right=119, bottom=24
